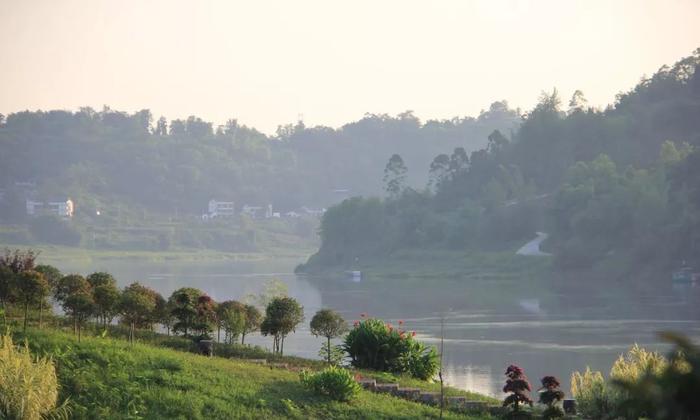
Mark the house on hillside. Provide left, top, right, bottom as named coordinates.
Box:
left=26, top=198, right=74, bottom=218
left=207, top=199, right=235, bottom=218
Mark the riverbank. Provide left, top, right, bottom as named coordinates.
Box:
left=0, top=243, right=316, bottom=265
left=299, top=248, right=552, bottom=282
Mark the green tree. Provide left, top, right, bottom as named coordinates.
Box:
left=119, top=282, right=158, bottom=343
left=54, top=274, right=94, bottom=341
left=14, top=270, right=50, bottom=332
left=87, top=272, right=120, bottom=329
left=260, top=297, right=304, bottom=355
left=383, top=154, right=407, bottom=197
left=241, top=304, right=262, bottom=345
left=310, top=309, right=348, bottom=365
left=217, top=300, right=246, bottom=344
left=168, top=287, right=202, bottom=337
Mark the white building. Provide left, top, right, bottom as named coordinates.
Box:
left=207, top=200, right=235, bottom=218
left=26, top=198, right=74, bottom=218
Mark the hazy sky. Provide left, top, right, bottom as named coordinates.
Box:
left=1, top=0, right=699, bottom=134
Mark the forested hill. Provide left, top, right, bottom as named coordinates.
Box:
left=304, top=49, right=700, bottom=276
left=0, top=101, right=519, bottom=219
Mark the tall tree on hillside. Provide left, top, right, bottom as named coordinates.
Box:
left=383, top=154, right=407, bottom=197
left=14, top=270, right=49, bottom=332
left=55, top=274, right=94, bottom=341
left=119, top=282, right=158, bottom=343
left=87, top=272, right=120, bottom=329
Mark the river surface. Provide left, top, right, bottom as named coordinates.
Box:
left=52, top=255, right=700, bottom=397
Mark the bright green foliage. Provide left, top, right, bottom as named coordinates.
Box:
left=87, top=272, right=120, bottom=329
left=613, top=333, right=700, bottom=420
left=260, top=297, right=304, bottom=355
left=571, top=368, right=609, bottom=419
left=17, top=329, right=477, bottom=419
left=571, top=345, right=669, bottom=419
left=54, top=274, right=94, bottom=340
left=119, top=282, right=158, bottom=343
left=0, top=333, right=65, bottom=420
left=318, top=342, right=345, bottom=367
left=168, top=287, right=206, bottom=338
left=300, top=366, right=361, bottom=402
left=310, top=309, right=348, bottom=365
left=344, top=318, right=438, bottom=380
left=241, top=304, right=262, bottom=345
left=216, top=300, right=246, bottom=344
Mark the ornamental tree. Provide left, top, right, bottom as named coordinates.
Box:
left=310, top=308, right=348, bottom=365
left=503, top=364, right=533, bottom=413
left=538, top=376, right=565, bottom=419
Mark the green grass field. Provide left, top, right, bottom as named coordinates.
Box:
left=14, top=329, right=493, bottom=419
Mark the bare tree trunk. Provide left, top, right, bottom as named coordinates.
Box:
left=327, top=336, right=332, bottom=364
left=241, top=332, right=246, bottom=345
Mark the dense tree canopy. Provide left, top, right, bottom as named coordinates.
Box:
left=304, top=49, right=700, bottom=278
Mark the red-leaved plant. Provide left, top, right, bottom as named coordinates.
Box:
left=503, top=364, right=533, bottom=414
left=538, top=376, right=565, bottom=419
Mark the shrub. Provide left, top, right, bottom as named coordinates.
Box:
left=571, top=345, right=667, bottom=419
left=612, top=332, right=700, bottom=420
left=570, top=367, right=610, bottom=419
left=0, top=333, right=65, bottom=420
left=299, top=366, right=361, bottom=402
left=343, top=317, right=438, bottom=380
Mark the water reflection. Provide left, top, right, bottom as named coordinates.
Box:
left=49, top=256, right=700, bottom=397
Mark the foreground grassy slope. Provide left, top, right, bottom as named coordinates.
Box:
left=18, top=329, right=490, bottom=419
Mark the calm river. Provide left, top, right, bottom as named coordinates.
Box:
left=52, top=255, right=700, bottom=397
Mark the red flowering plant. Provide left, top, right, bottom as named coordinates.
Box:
left=503, top=364, right=534, bottom=415
left=538, top=376, right=565, bottom=419
left=343, top=316, right=438, bottom=380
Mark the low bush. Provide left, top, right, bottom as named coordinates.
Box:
left=300, top=366, right=361, bottom=402
left=0, top=333, right=67, bottom=420
left=343, top=317, right=438, bottom=380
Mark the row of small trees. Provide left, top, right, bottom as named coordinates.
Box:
left=0, top=249, right=344, bottom=357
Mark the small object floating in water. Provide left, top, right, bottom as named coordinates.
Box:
left=672, top=266, right=699, bottom=284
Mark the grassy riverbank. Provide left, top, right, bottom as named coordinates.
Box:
left=15, top=328, right=494, bottom=419
left=301, top=248, right=551, bottom=282
left=0, top=242, right=315, bottom=265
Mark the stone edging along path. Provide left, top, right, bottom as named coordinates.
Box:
left=240, top=358, right=578, bottom=417
left=355, top=377, right=500, bottom=415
